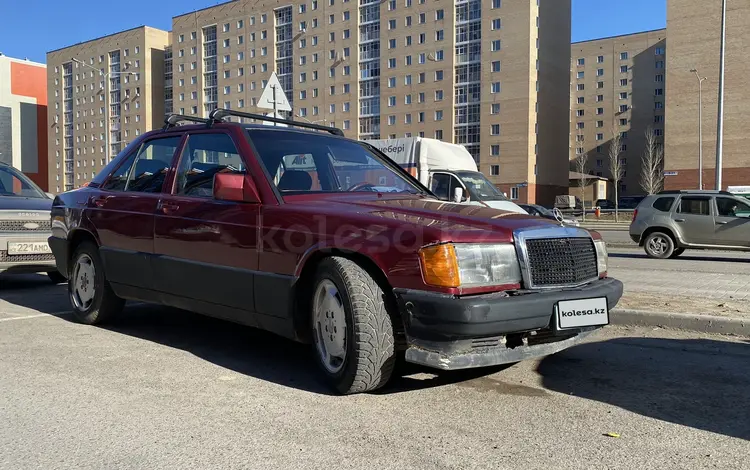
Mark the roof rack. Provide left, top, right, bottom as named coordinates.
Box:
left=163, top=114, right=210, bottom=130
left=658, top=189, right=733, bottom=196
left=207, top=108, right=344, bottom=136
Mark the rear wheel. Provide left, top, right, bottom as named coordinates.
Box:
left=69, top=242, right=124, bottom=325
left=644, top=231, right=674, bottom=259
left=311, top=257, right=396, bottom=394
left=669, top=248, right=685, bottom=259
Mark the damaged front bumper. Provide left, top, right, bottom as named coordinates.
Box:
left=394, top=278, right=623, bottom=371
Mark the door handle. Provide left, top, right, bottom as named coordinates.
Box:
left=89, top=196, right=106, bottom=208
left=159, top=201, right=180, bottom=214
left=674, top=218, right=685, bottom=223
left=716, top=220, right=728, bottom=225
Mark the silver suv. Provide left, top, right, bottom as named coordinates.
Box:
left=630, top=190, right=750, bottom=258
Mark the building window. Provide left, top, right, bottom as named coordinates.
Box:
left=576, top=109, right=584, bottom=117
left=655, top=74, right=664, bottom=82
left=510, top=187, right=518, bottom=200
left=577, top=58, right=585, bottom=66
left=654, top=128, right=663, bottom=136
left=597, top=55, right=604, bottom=63
left=655, top=47, right=665, bottom=55
left=655, top=88, right=664, bottom=96
left=435, top=70, right=444, bottom=81
left=492, top=0, right=501, bottom=8
left=620, top=79, right=628, bottom=86
left=491, top=124, right=500, bottom=135
left=620, top=52, right=628, bottom=60
left=492, top=19, right=501, bottom=30
left=491, top=103, right=500, bottom=114
left=596, top=120, right=604, bottom=128
left=596, top=108, right=604, bottom=115
left=577, top=84, right=585, bottom=91
left=597, top=81, right=605, bottom=89
left=491, top=145, right=500, bottom=156
left=388, top=115, right=396, bottom=125
left=620, top=65, right=628, bottom=73
left=620, top=92, right=628, bottom=99
left=577, top=97, right=585, bottom=104
left=492, top=61, right=501, bottom=72
left=655, top=60, right=665, bottom=69
left=434, top=110, right=443, bottom=121
left=490, top=165, right=500, bottom=176
left=492, top=40, right=501, bottom=51
left=577, top=71, right=584, bottom=79
left=620, top=118, right=628, bottom=126
left=597, top=68, right=604, bottom=76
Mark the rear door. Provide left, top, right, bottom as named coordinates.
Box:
left=672, top=196, right=714, bottom=245
left=153, top=131, right=261, bottom=316
left=91, top=135, right=183, bottom=288
left=713, top=196, right=750, bottom=247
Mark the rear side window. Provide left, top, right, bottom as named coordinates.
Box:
left=677, top=197, right=710, bottom=216
left=652, top=197, right=674, bottom=212
left=102, top=137, right=181, bottom=192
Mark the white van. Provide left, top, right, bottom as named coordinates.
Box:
left=367, top=137, right=526, bottom=214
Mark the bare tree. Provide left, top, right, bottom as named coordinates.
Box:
left=608, top=128, right=624, bottom=222
left=575, top=152, right=589, bottom=221
left=640, top=125, right=665, bottom=195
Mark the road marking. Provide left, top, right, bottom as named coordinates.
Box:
left=0, top=311, right=72, bottom=322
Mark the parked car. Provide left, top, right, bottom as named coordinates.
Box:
left=630, top=190, right=750, bottom=259
left=618, top=196, right=645, bottom=210
left=0, top=162, right=64, bottom=282
left=518, top=204, right=580, bottom=227
left=49, top=110, right=622, bottom=394
left=595, top=199, right=616, bottom=210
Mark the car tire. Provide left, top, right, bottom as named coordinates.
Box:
left=669, top=248, right=685, bottom=259
left=644, top=232, right=674, bottom=259
left=68, top=241, right=124, bottom=325
left=47, top=271, right=66, bottom=284
left=310, top=257, right=396, bottom=394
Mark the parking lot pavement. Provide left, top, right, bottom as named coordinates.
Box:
left=608, top=248, right=750, bottom=301
left=1, top=277, right=749, bottom=469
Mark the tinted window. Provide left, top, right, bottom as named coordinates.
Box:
left=101, top=137, right=181, bottom=192
left=716, top=197, right=750, bottom=217
left=174, top=133, right=245, bottom=198
left=250, top=129, right=423, bottom=195
left=678, top=197, right=710, bottom=216
left=652, top=197, right=674, bottom=212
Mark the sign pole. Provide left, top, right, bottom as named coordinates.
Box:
left=272, top=85, right=277, bottom=127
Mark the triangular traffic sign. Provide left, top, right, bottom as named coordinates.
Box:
left=257, top=72, right=292, bottom=112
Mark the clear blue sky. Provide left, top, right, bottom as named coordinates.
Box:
left=0, top=0, right=666, bottom=64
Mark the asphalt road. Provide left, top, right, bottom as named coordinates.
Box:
left=1, top=276, right=749, bottom=469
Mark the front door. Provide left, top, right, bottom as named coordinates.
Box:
left=713, top=197, right=750, bottom=247
left=153, top=131, right=261, bottom=317
left=672, top=196, right=715, bottom=245
left=91, top=135, right=183, bottom=288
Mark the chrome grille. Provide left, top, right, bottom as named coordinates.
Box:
left=0, top=220, right=51, bottom=232
left=0, top=250, right=55, bottom=263
left=524, top=237, right=598, bottom=288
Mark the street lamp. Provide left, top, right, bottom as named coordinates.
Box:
left=71, top=58, right=135, bottom=165
left=690, top=69, right=707, bottom=190
left=715, top=0, right=727, bottom=190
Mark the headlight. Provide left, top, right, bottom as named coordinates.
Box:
left=594, top=239, right=608, bottom=276
left=419, top=243, right=522, bottom=288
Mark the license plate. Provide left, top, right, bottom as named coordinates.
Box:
left=556, top=297, right=609, bottom=329
left=7, top=241, right=52, bottom=255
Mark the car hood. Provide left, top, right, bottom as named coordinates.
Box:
left=288, top=195, right=562, bottom=244
left=0, top=196, right=52, bottom=212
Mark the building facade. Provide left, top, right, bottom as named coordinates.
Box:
left=570, top=29, right=667, bottom=198
left=0, top=54, right=48, bottom=190
left=170, top=0, right=571, bottom=204
left=46, top=26, right=170, bottom=193
left=664, top=0, right=750, bottom=190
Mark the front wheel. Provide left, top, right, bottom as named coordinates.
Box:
left=69, top=242, right=124, bottom=325
left=311, top=257, right=396, bottom=394
left=644, top=231, right=675, bottom=259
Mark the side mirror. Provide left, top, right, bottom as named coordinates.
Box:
left=453, top=187, right=464, bottom=203
left=213, top=172, right=260, bottom=203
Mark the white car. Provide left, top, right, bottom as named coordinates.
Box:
left=0, top=162, right=63, bottom=283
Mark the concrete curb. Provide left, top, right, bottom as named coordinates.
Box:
left=612, top=309, right=750, bottom=336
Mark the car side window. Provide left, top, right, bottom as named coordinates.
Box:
left=430, top=173, right=452, bottom=200
left=677, top=197, right=711, bottom=216
left=101, top=136, right=181, bottom=193
left=716, top=197, right=750, bottom=218
left=652, top=197, right=675, bottom=212
left=174, top=133, right=245, bottom=198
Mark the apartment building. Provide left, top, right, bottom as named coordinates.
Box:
left=46, top=26, right=170, bottom=193
left=570, top=29, right=667, bottom=197
left=170, top=0, right=571, bottom=204
left=0, top=54, right=48, bottom=190
left=665, top=0, right=750, bottom=190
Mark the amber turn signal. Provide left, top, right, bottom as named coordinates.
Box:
left=419, top=244, right=460, bottom=288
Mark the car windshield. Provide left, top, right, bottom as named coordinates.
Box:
left=248, top=129, right=426, bottom=195
left=532, top=205, right=554, bottom=217
left=0, top=165, right=47, bottom=198
left=454, top=171, right=509, bottom=202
